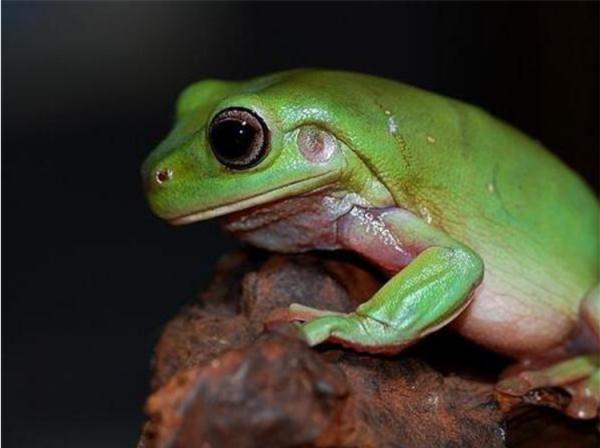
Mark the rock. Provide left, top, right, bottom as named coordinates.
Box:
left=142, top=329, right=349, bottom=448
left=139, top=251, right=598, bottom=448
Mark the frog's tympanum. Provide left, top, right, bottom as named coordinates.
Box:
left=142, top=70, right=599, bottom=419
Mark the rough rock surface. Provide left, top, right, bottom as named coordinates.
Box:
left=138, top=251, right=598, bottom=448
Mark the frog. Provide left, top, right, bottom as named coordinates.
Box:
left=142, top=69, right=599, bottom=419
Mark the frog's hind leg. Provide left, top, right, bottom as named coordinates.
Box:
left=497, top=354, right=599, bottom=418
left=496, top=284, right=600, bottom=419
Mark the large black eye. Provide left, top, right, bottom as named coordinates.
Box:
left=208, top=107, right=269, bottom=169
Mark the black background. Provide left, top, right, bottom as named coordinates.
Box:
left=3, top=2, right=598, bottom=447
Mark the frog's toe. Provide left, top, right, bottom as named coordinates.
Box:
left=566, top=370, right=600, bottom=419
left=289, top=303, right=345, bottom=320
left=496, top=371, right=549, bottom=396
left=265, top=303, right=343, bottom=328
left=300, top=313, right=361, bottom=346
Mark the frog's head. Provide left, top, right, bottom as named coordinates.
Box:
left=142, top=70, right=402, bottom=224
left=142, top=71, right=349, bottom=224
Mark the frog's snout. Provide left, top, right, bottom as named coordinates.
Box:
left=142, top=162, right=179, bottom=220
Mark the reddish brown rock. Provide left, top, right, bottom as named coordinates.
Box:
left=142, top=329, right=349, bottom=448
left=139, top=251, right=598, bottom=448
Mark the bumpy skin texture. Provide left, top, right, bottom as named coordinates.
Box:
left=142, top=70, right=599, bottom=416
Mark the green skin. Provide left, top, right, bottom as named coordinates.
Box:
left=143, top=70, right=599, bottom=418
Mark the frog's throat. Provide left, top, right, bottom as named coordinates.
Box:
left=169, top=171, right=338, bottom=225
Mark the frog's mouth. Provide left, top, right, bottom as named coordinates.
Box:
left=169, top=171, right=338, bottom=225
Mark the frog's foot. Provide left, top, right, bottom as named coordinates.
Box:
left=266, top=302, right=406, bottom=353
left=265, top=304, right=395, bottom=352
left=285, top=304, right=414, bottom=354
left=496, top=355, right=600, bottom=419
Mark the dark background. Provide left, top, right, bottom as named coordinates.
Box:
left=2, top=2, right=598, bottom=447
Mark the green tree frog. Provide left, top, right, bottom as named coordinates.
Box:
left=142, top=70, right=599, bottom=419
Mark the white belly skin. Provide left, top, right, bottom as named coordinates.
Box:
left=223, top=191, right=578, bottom=360
left=451, top=276, right=577, bottom=358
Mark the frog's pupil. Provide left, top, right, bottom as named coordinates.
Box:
left=210, top=119, right=256, bottom=161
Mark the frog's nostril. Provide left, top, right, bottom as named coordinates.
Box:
left=155, top=168, right=173, bottom=184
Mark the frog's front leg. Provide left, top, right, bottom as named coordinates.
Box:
left=287, top=207, right=485, bottom=353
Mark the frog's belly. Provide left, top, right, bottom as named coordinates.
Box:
left=451, top=275, right=577, bottom=358
left=451, top=234, right=583, bottom=357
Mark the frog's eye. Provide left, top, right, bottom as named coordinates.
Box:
left=208, top=107, right=269, bottom=169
